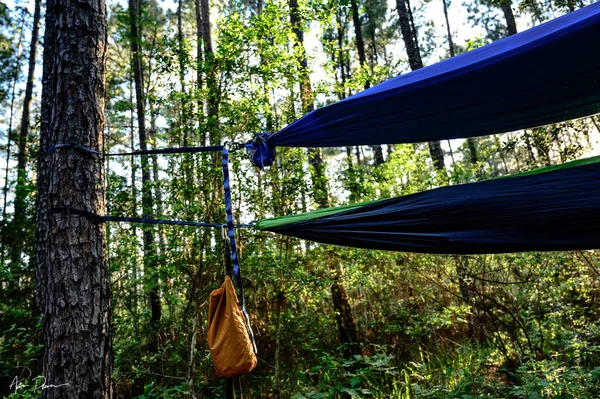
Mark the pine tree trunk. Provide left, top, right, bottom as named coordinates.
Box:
left=350, top=0, right=367, bottom=89
left=442, top=0, right=454, bottom=57
left=396, top=0, right=444, bottom=171
left=195, top=0, right=205, bottom=145
left=395, top=0, right=422, bottom=71
left=350, top=0, right=384, bottom=165
left=11, top=0, right=41, bottom=267
left=442, top=0, right=480, bottom=169
left=331, top=264, right=360, bottom=357
left=36, top=1, right=112, bottom=397
left=336, top=11, right=348, bottom=100
left=129, top=72, right=139, bottom=303
left=128, top=0, right=160, bottom=349
left=501, top=1, right=518, bottom=36
left=2, top=10, right=25, bottom=223
left=1, top=11, right=25, bottom=268
left=178, top=0, right=189, bottom=146
left=289, top=0, right=329, bottom=208
left=290, top=0, right=358, bottom=355
left=201, top=0, right=218, bottom=144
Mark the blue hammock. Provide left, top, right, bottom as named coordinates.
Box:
left=246, top=2, right=600, bottom=167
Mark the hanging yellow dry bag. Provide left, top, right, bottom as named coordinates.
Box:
left=207, top=276, right=257, bottom=378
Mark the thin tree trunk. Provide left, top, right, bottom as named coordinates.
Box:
left=331, top=263, right=360, bottom=357
left=178, top=0, right=189, bottom=146
left=350, top=0, right=384, bottom=165
left=272, top=290, right=284, bottom=398
left=456, top=258, right=475, bottom=339
left=2, top=10, right=25, bottom=223
left=447, top=139, right=456, bottom=166
left=351, top=0, right=367, bottom=90
left=195, top=0, right=205, bottom=145
left=1, top=11, right=25, bottom=269
left=188, top=306, right=199, bottom=399
left=36, top=0, right=112, bottom=396
left=129, top=69, right=139, bottom=306
left=11, top=0, right=41, bottom=267
left=291, top=0, right=358, bottom=355
left=337, top=11, right=347, bottom=100
left=442, top=0, right=479, bottom=169
left=289, top=0, right=329, bottom=208
left=495, top=136, right=509, bottom=174
left=396, top=0, right=444, bottom=171
left=395, top=0, right=422, bottom=71
left=201, top=0, right=218, bottom=144
left=442, top=0, right=454, bottom=57
left=501, top=1, right=518, bottom=36
left=129, top=0, right=160, bottom=350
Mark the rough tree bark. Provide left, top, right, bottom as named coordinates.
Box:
left=128, top=0, right=161, bottom=349
left=11, top=0, right=41, bottom=267
left=396, top=0, right=445, bottom=170
left=36, top=0, right=112, bottom=397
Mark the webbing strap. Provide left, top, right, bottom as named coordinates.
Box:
left=221, top=147, right=242, bottom=289
left=221, top=147, right=257, bottom=354
left=47, top=208, right=254, bottom=229
left=49, top=143, right=225, bottom=157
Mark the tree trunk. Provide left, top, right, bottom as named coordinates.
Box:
left=2, top=9, right=25, bottom=224
left=501, top=1, right=518, bottom=36
left=129, top=70, right=139, bottom=304
left=11, top=0, right=41, bottom=267
left=396, top=0, right=444, bottom=171
left=441, top=0, right=480, bottom=170
left=350, top=0, right=384, bottom=165
left=350, top=0, right=367, bottom=89
left=290, top=0, right=358, bottom=355
left=1, top=10, right=25, bottom=267
left=468, top=136, right=479, bottom=166
left=195, top=0, right=205, bottom=145
left=331, top=263, right=361, bottom=357
left=336, top=10, right=348, bottom=100
left=395, top=0, right=422, bottom=71
left=36, top=0, right=112, bottom=397
left=201, top=0, right=218, bottom=144
left=289, top=0, right=329, bottom=208
left=128, top=0, right=160, bottom=349
left=428, top=140, right=445, bottom=170
left=441, top=0, right=454, bottom=57
left=178, top=0, right=189, bottom=146
left=272, top=290, right=284, bottom=398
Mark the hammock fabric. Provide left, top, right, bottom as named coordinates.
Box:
left=256, top=158, right=600, bottom=254
left=245, top=2, right=600, bottom=167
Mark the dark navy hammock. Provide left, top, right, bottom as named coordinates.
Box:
left=256, top=159, right=600, bottom=254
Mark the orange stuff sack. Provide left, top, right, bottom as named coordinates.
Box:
left=207, top=276, right=257, bottom=378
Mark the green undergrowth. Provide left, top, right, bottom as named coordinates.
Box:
left=286, top=343, right=600, bottom=399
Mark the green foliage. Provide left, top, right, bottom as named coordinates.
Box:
left=1, top=0, right=600, bottom=398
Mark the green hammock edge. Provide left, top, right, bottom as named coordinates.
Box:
left=255, top=154, right=600, bottom=231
